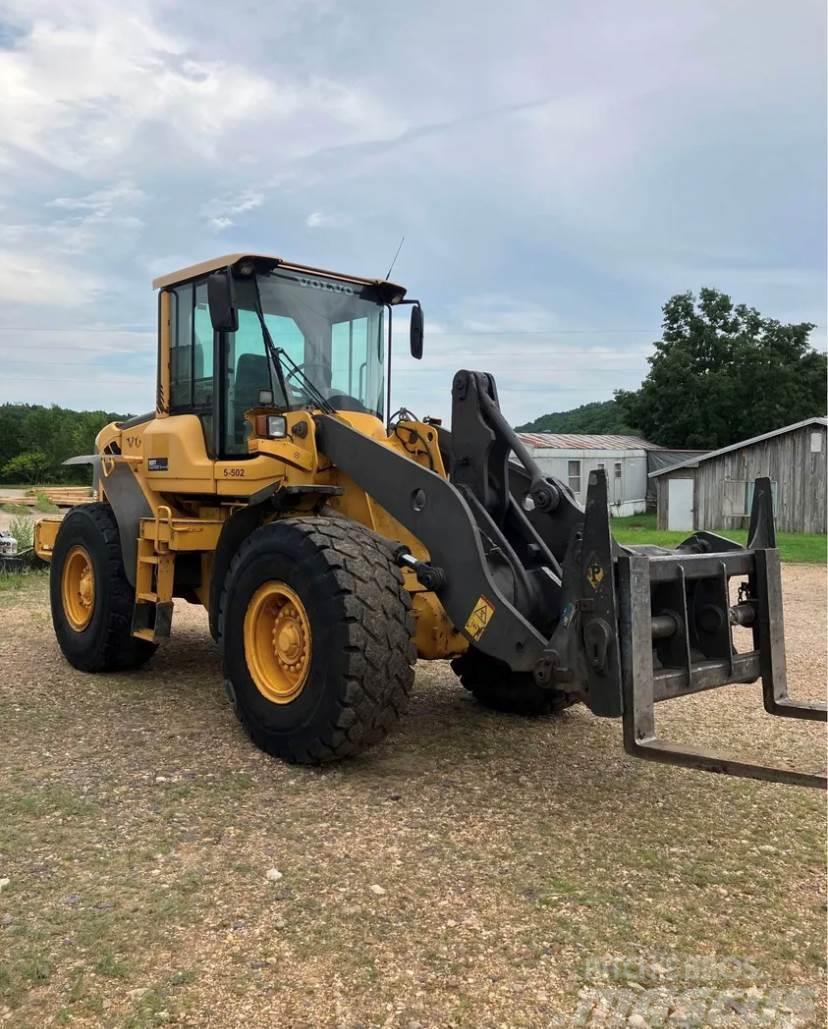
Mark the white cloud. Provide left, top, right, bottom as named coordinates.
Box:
left=0, top=8, right=278, bottom=173
left=201, top=189, right=264, bottom=230
left=306, top=210, right=350, bottom=229
left=0, top=249, right=102, bottom=306
left=48, top=182, right=144, bottom=216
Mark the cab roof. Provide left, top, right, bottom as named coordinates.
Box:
left=151, top=253, right=407, bottom=302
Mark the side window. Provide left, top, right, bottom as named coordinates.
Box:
left=170, top=285, right=193, bottom=408
left=331, top=318, right=369, bottom=400
left=170, top=282, right=213, bottom=410
left=568, top=460, right=581, bottom=494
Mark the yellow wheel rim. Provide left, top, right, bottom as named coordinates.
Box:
left=62, top=545, right=95, bottom=631
left=243, top=582, right=312, bottom=704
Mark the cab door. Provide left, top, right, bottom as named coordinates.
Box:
left=145, top=280, right=216, bottom=493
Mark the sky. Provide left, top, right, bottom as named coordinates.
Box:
left=0, top=0, right=825, bottom=424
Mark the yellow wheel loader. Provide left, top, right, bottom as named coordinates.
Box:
left=35, top=253, right=825, bottom=784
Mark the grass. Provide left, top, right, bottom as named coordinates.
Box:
left=1, top=503, right=31, bottom=516
left=7, top=516, right=34, bottom=551
left=0, top=568, right=48, bottom=593
left=33, top=492, right=59, bottom=513
left=612, top=512, right=827, bottom=564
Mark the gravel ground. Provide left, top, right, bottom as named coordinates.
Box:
left=0, top=565, right=825, bottom=1028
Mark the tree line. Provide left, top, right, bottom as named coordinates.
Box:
left=515, top=399, right=635, bottom=435
left=0, top=404, right=126, bottom=484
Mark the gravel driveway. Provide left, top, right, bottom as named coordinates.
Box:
left=0, top=566, right=825, bottom=1027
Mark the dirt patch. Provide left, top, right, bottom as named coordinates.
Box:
left=0, top=566, right=825, bottom=1027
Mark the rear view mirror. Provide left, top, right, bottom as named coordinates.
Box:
left=409, top=303, right=424, bottom=360
left=207, top=269, right=239, bottom=332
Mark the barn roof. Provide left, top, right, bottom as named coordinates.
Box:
left=648, top=416, right=828, bottom=478
left=517, top=432, right=660, bottom=451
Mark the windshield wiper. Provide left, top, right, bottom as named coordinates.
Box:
left=251, top=277, right=334, bottom=415
left=274, top=346, right=335, bottom=415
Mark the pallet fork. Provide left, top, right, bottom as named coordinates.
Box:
left=592, top=476, right=826, bottom=788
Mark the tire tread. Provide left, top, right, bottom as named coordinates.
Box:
left=218, top=517, right=415, bottom=763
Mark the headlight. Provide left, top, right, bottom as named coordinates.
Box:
left=254, top=413, right=289, bottom=439
left=266, top=415, right=287, bottom=438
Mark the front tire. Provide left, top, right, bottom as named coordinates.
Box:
left=50, top=503, right=157, bottom=672
left=218, top=517, right=416, bottom=763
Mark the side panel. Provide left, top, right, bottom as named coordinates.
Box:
left=142, top=415, right=216, bottom=493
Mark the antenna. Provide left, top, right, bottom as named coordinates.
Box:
left=385, top=235, right=405, bottom=280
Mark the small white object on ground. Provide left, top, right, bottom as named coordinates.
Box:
left=0, top=878, right=10, bottom=893
left=265, top=868, right=283, bottom=882
left=369, top=884, right=386, bottom=896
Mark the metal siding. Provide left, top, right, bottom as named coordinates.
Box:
left=530, top=449, right=648, bottom=513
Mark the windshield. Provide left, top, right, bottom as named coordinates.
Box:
left=224, top=268, right=386, bottom=450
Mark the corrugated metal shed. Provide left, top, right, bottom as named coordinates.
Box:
left=517, top=433, right=661, bottom=451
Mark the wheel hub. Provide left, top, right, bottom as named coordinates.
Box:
left=61, top=545, right=96, bottom=631
left=244, top=582, right=312, bottom=704
left=273, top=609, right=306, bottom=670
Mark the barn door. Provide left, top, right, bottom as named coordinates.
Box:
left=667, top=478, right=694, bottom=531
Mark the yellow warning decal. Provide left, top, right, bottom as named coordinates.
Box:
left=585, top=550, right=605, bottom=590
left=464, top=595, right=496, bottom=641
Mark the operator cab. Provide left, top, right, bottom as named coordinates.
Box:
left=151, top=254, right=421, bottom=459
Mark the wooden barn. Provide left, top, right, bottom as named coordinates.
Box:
left=650, top=417, right=828, bottom=533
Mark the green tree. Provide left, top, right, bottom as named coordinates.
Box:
left=0, top=404, right=126, bottom=484
left=615, top=289, right=827, bottom=448
left=2, top=449, right=51, bottom=484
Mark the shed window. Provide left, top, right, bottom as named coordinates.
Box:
left=811, top=431, right=823, bottom=454
left=614, top=462, right=622, bottom=479
left=724, top=478, right=778, bottom=518
left=568, top=460, right=581, bottom=494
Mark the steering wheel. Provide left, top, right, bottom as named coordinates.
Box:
left=283, top=362, right=307, bottom=386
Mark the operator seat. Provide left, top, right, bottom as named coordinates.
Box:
left=233, top=353, right=270, bottom=449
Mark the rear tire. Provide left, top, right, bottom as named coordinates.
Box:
left=218, top=517, right=416, bottom=763
left=451, top=647, right=574, bottom=715
left=50, top=503, right=157, bottom=672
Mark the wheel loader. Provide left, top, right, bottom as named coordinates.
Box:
left=34, top=253, right=825, bottom=786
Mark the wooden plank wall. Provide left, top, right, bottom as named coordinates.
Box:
left=656, top=424, right=827, bottom=533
